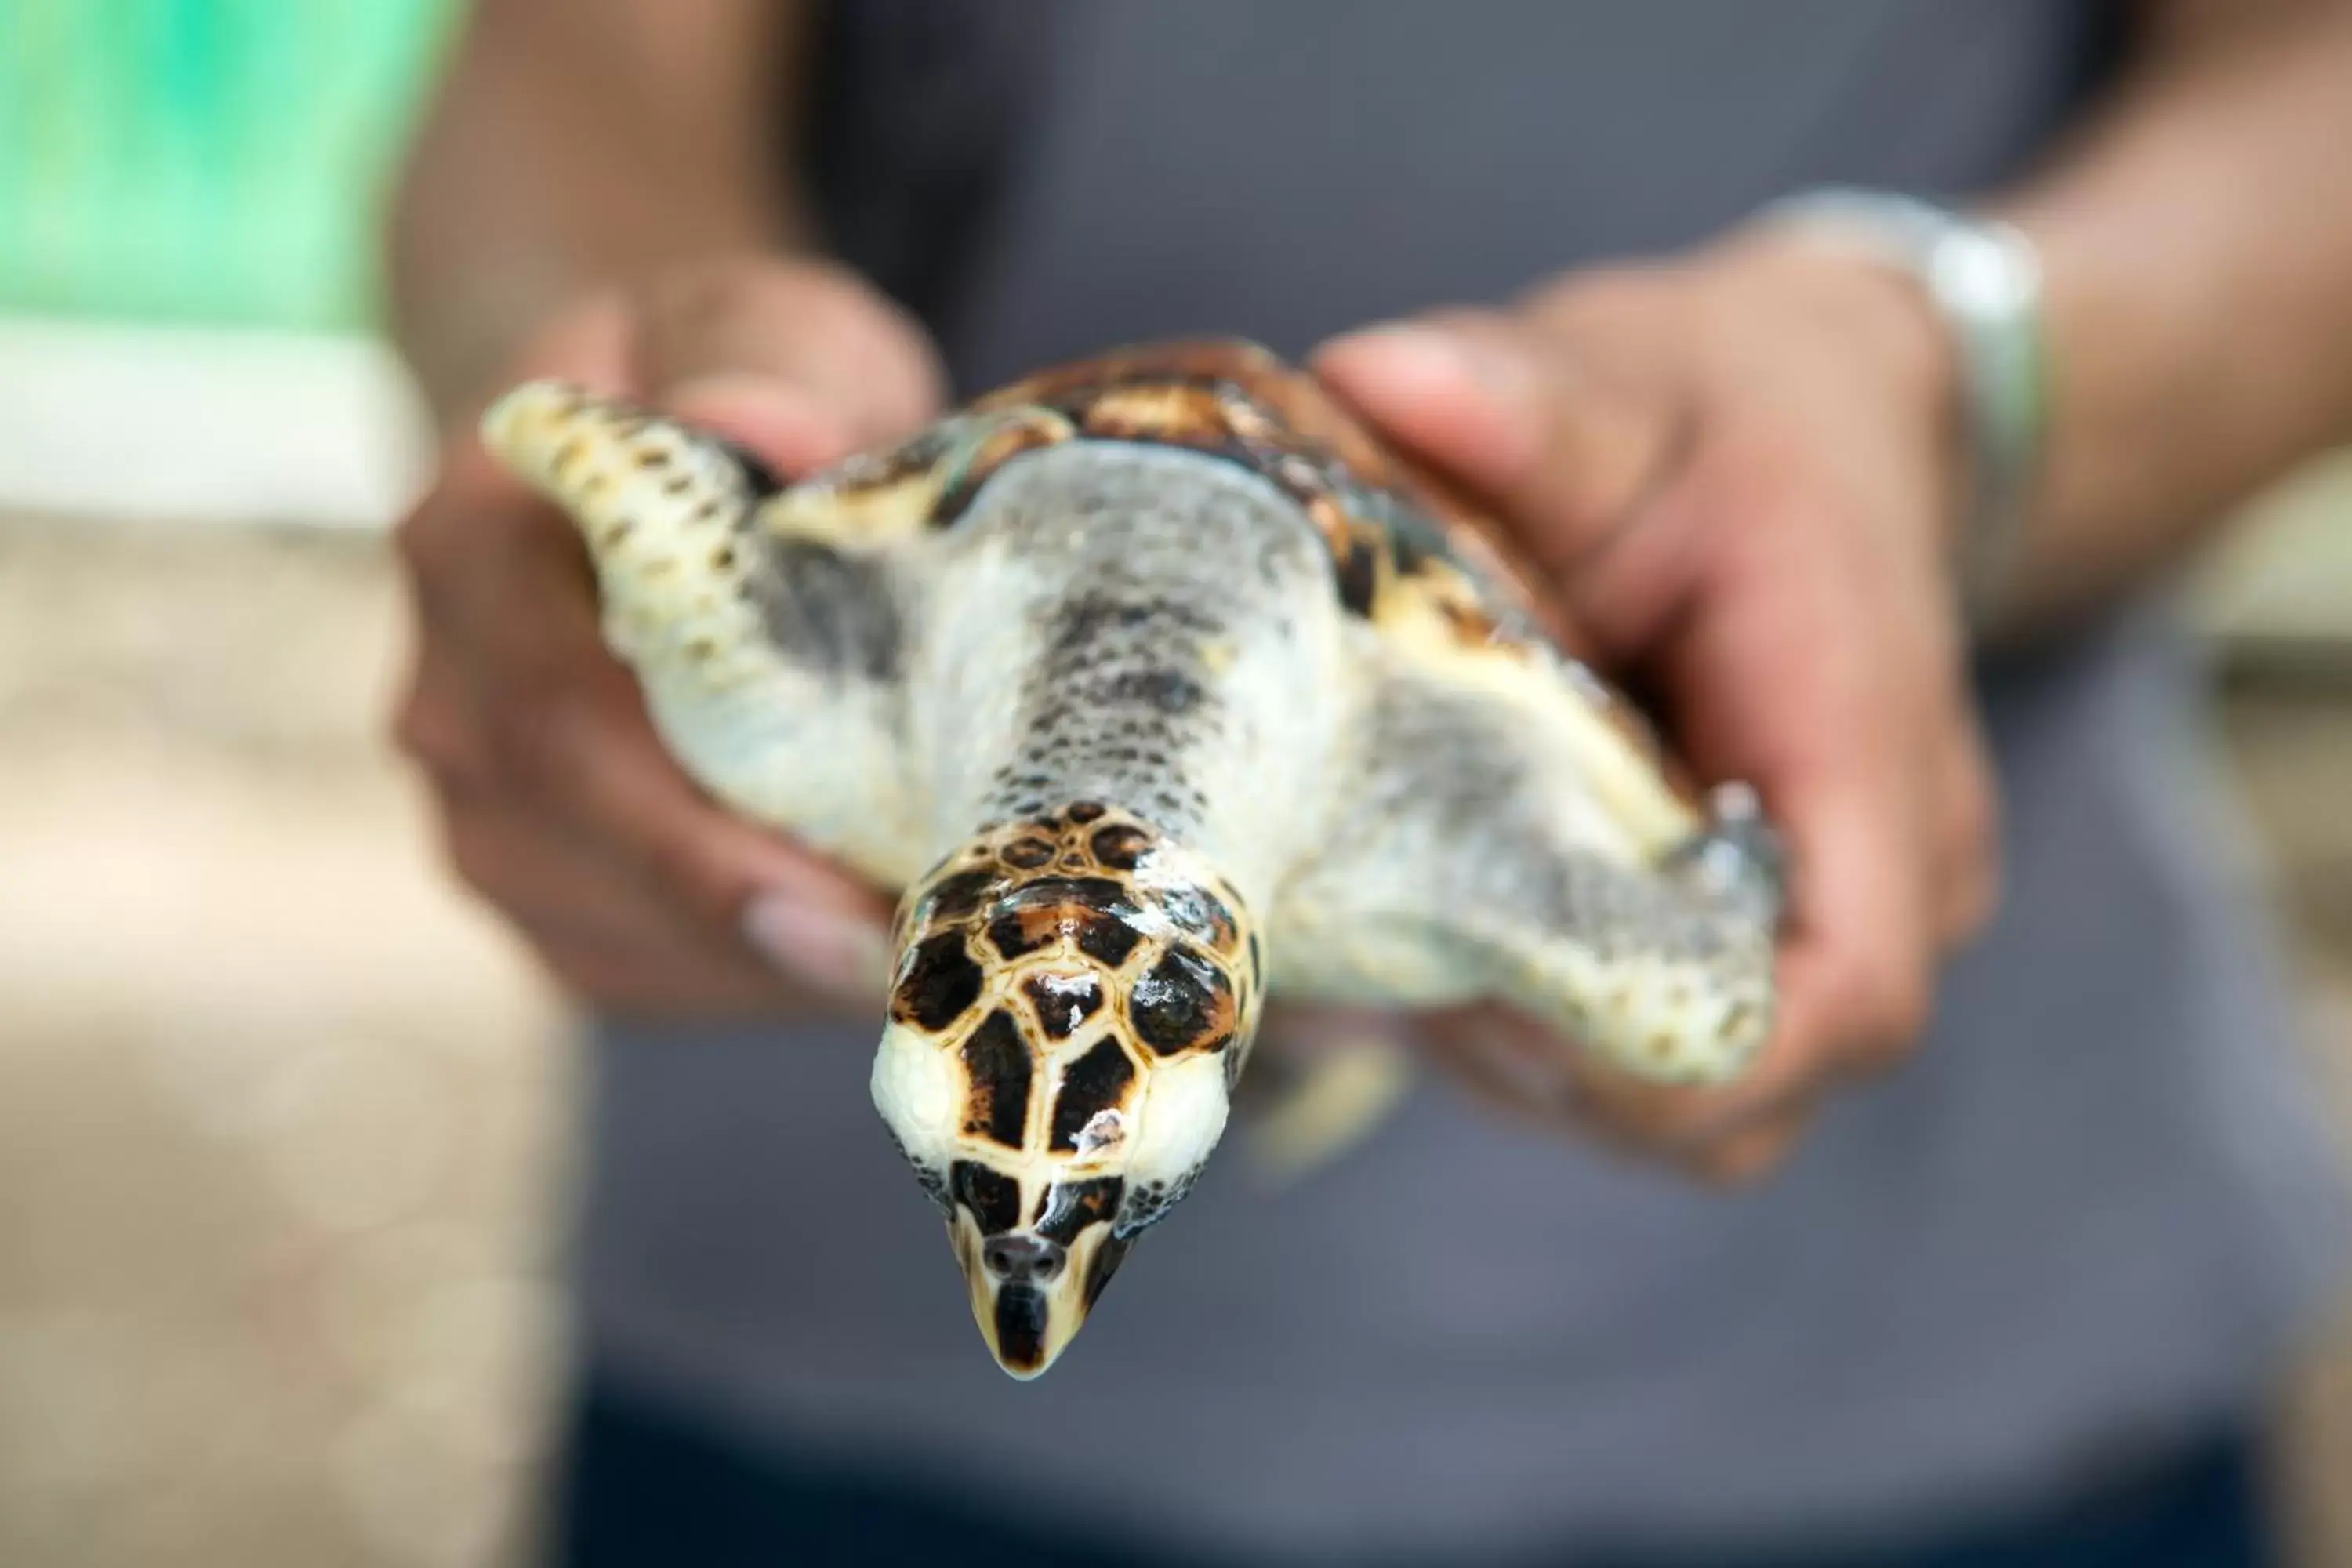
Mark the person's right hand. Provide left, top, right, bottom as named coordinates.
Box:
left=393, top=257, right=945, bottom=1016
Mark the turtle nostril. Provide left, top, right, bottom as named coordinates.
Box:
left=982, top=1233, right=1067, bottom=1284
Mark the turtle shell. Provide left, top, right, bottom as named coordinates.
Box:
left=960, top=337, right=1687, bottom=799
left=971, top=339, right=1534, bottom=632
left=751, top=336, right=1685, bottom=800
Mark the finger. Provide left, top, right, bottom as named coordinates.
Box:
left=1671, top=522, right=1939, bottom=1065
left=518, top=908, right=802, bottom=1015
left=1418, top=1023, right=1580, bottom=1132
left=1537, top=647, right=1929, bottom=1147
left=423, top=472, right=893, bottom=953
left=1255, top=1002, right=1416, bottom=1057
left=397, top=288, right=640, bottom=644
left=511, top=287, right=637, bottom=398
left=525, top=914, right=816, bottom=1016
left=394, top=282, right=904, bottom=1012
left=633, top=257, right=945, bottom=445
left=393, top=627, right=494, bottom=793
left=1927, top=710, right=2002, bottom=946
left=1312, top=311, right=1690, bottom=582
left=491, top=663, right=892, bottom=960
left=664, top=375, right=870, bottom=481
left=1433, top=1007, right=1802, bottom=1178
left=1552, top=962, right=1846, bottom=1156
left=433, top=788, right=882, bottom=1014
left=1779, top=750, right=1935, bottom=1064
left=1690, top=1109, right=1809, bottom=1187
left=434, top=786, right=724, bottom=953
left=430, top=288, right=641, bottom=443
left=1419, top=1005, right=1671, bottom=1149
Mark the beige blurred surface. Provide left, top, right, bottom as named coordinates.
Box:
left=0, top=507, right=2347, bottom=1567
left=0, top=517, right=569, bottom=1568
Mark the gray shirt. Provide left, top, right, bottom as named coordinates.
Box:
left=577, top=4, right=2351, bottom=1559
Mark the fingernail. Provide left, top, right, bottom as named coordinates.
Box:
left=1319, top=321, right=1547, bottom=481
left=742, top=892, right=892, bottom=1001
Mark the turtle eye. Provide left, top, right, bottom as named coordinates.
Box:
left=920, top=1172, right=953, bottom=1216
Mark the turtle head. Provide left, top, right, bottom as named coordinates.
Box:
left=869, top=1013, right=1236, bottom=1380
left=868, top=810, right=1259, bottom=1377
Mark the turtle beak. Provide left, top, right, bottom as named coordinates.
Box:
left=949, top=1207, right=1133, bottom=1379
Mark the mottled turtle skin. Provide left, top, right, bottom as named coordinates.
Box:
left=481, top=339, right=1783, bottom=1379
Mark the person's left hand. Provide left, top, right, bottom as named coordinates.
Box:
left=1312, top=230, right=2002, bottom=1184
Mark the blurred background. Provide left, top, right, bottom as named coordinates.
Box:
left=0, top=3, right=2347, bottom=1565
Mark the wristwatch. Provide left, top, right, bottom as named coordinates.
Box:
left=1757, top=187, right=2049, bottom=626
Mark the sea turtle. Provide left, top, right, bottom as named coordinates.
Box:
left=481, top=339, right=1783, bottom=1379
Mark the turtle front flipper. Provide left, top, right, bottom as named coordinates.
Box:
left=479, top=382, right=925, bottom=885
left=1270, top=652, right=1784, bottom=1087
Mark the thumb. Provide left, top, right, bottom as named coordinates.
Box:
left=634, top=256, right=948, bottom=474
left=1312, top=312, right=1686, bottom=583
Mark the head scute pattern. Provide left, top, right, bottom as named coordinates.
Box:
left=873, top=804, right=1265, bottom=1375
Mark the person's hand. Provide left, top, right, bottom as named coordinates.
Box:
left=1314, top=233, right=2001, bottom=1183
left=394, top=257, right=943, bottom=1014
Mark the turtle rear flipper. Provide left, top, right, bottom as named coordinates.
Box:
left=481, top=381, right=925, bottom=885
left=1232, top=1021, right=1415, bottom=1184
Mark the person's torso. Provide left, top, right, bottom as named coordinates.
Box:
left=577, top=5, right=2350, bottom=1559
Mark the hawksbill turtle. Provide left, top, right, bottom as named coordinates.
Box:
left=481, top=339, right=1783, bottom=1379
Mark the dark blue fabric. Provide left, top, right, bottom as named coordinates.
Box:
left=548, top=1367, right=2278, bottom=1568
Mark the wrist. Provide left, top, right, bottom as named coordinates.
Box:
left=1699, top=228, right=1969, bottom=539
left=1719, top=230, right=1962, bottom=443
left=1740, top=192, right=2050, bottom=627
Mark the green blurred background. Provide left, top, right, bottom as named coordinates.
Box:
left=0, top=0, right=460, bottom=331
